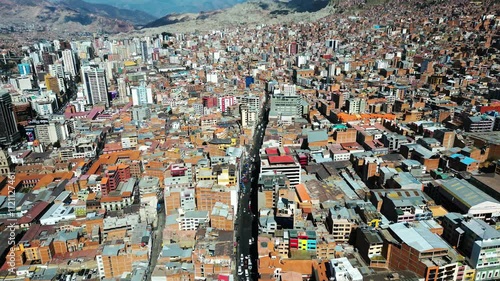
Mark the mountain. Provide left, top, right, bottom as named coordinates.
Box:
left=54, top=0, right=156, bottom=25
left=0, top=0, right=156, bottom=36
left=83, top=0, right=332, bottom=18
left=140, top=0, right=332, bottom=31
left=82, top=0, right=248, bottom=18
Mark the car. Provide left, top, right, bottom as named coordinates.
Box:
left=244, top=269, right=249, bottom=277
left=238, top=266, right=243, bottom=275
left=249, top=238, right=253, bottom=245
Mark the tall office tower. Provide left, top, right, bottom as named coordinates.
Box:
left=83, top=68, right=109, bottom=107
left=117, top=78, right=130, bottom=104
left=0, top=90, right=21, bottom=145
left=53, top=40, right=60, bottom=51
left=326, top=39, right=341, bottom=51
left=62, top=49, right=77, bottom=78
left=130, top=81, right=153, bottom=106
left=41, top=52, right=54, bottom=72
left=48, top=63, right=65, bottom=78
left=140, top=41, right=149, bottom=61
left=29, top=52, right=40, bottom=65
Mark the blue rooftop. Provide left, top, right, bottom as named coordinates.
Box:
left=450, top=153, right=477, bottom=165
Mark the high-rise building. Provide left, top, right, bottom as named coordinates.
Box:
left=140, top=41, right=149, bottom=61
left=240, top=94, right=260, bottom=128
left=116, top=78, right=130, bottom=104
left=83, top=68, right=109, bottom=107
left=269, top=93, right=303, bottom=118
left=346, top=98, right=367, bottom=114
left=45, top=74, right=60, bottom=94
left=0, top=90, right=21, bottom=145
left=61, top=49, right=77, bottom=78
left=130, top=81, right=153, bottom=106
left=18, top=63, right=31, bottom=76
left=41, top=52, right=54, bottom=71
left=218, top=95, right=236, bottom=112
left=326, top=39, right=341, bottom=51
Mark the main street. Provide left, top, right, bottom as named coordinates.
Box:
left=235, top=91, right=270, bottom=281
left=146, top=198, right=166, bottom=281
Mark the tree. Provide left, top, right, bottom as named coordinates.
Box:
left=53, top=140, right=61, bottom=148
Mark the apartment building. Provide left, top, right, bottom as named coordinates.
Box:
left=442, top=213, right=500, bottom=281
left=463, top=116, right=494, bottom=132
left=210, top=202, right=234, bottom=231
left=96, top=244, right=148, bottom=279
left=195, top=180, right=237, bottom=212
left=355, top=228, right=386, bottom=268
left=386, top=222, right=469, bottom=281
left=326, top=207, right=357, bottom=242
left=177, top=210, right=209, bottom=231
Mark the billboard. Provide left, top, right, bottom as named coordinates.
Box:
left=25, top=127, right=36, bottom=142
left=28, top=119, right=49, bottom=125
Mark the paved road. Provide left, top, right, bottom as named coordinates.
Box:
left=147, top=199, right=166, bottom=281
left=235, top=92, right=270, bottom=281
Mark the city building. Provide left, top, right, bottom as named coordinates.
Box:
left=260, top=147, right=301, bottom=186
left=0, top=90, right=21, bottom=145
left=83, top=67, right=109, bottom=107
left=442, top=213, right=500, bottom=281
left=131, top=81, right=153, bottom=106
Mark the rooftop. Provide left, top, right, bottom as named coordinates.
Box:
left=437, top=178, right=499, bottom=209
left=389, top=222, right=454, bottom=253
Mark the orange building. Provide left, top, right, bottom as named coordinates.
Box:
left=333, top=128, right=357, bottom=144
left=97, top=244, right=148, bottom=278
left=195, top=181, right=234, bottom=212
left=210, top=202, right=234, bottom=231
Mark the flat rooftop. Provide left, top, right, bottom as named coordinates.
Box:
left=465, top=131, right=500, bottom=145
